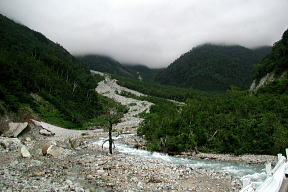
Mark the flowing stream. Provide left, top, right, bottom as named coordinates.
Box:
left=93, top=134, right=267, bottom=186
left=92, top=71, right=268, bottom=188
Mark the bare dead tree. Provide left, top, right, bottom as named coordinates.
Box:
left=102, top=107, right=123, bottom=154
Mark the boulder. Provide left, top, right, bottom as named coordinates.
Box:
left=20, top=145, right=31, bottom=158
left=42, top=144, right=63, bottom=157
left=0, top=137, right=21, bottom=150
left=3, top=122, right=28, bottom=137
left=42, top=144, right=54, bottom=156
left=39, top=128, right=54, bottom=136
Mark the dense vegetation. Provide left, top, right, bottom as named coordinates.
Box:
left=0, top=14, right=124, bottom=129
left=124, top=64, right=163, bottom=82
left=78, top=55, right=162, bottom=81
left=78, top=55, right=136, bottom=78
left=138, top=30, right=288, bottom=156
left=138, top=90, right=288, bottom=155
left=254, top=29, right=288, bottom=80
left=1, top=12, right=287, bottom=156
left=155, top=44, right=271, bottom=91
left=112, top=74, right=206, bottom=102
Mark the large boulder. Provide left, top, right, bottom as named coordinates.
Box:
left=3, top=122, right=28, bottom=137
left=42, top=144, right=72, bottom=158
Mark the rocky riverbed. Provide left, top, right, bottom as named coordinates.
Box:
left=0, top=71, right=275, bottom=191
left=0, top=131, right=242, bottom=192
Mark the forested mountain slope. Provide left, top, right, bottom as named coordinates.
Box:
left=78, top=55, right=162, bottom=81
left=123, top=64, right=163, bottom=81
left=139, top=30, right=288, bottom=155
left=78, top=55, right=136, bottom=78
left=251, top=29, right=288, bottom=93
left=155, top=44, right=271, bottom=91
left=0, top=14, right=104, bottom=128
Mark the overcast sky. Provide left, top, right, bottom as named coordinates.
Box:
left=0, top=0, right=287, bottom=68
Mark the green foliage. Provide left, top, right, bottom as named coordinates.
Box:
left=139, top=90, right=288, bottom=155
left=0, top=14, right=103, bottom=127
left=68, top=138, right=77, bottom=149
left=139, top=29, right=288, bottom=155
left=32, top=94, right=78, bottom=129
left=113, top=74, right=205, bottom=102
left=0, top=100, right=6, bottom=115
left=155, top=44, right=270, bottom=91
left=124, top=64, right=163, bottom=82
left=82, top=95, right=128, bottom=129
left=257, top=79, right=288, bottom=94
left=79, top=55, right=163, bottom=82
left=78, top=55, right=135, bottom=78
left=254, top=29, right=288, bottom=80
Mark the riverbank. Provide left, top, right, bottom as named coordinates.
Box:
left=0, top=71, right=272, bottom=191
left=0, top=129, right=242, bottom=191
left=178, top=152, right=277, bottom=165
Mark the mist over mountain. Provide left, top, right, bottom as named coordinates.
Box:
left=78, top=55, right=163, bottom=81
left=77, top=55, right=135, bottom=78
left=155, top=44, right=271, bottom=91
left=123, top=64, right=163, bottom=82
left=1, top=10, right=288, bottom=172
left=1, top=0, right=287, bottom=67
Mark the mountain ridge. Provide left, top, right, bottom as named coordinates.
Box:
left=251, top=28, right=288, bottom=93
left=0, top=13, right=105, bottom=128
left=155, top=43, right=271, bottom=91
left=78, top=54, right=163, bottom=81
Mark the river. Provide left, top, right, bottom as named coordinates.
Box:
left=92, top=70, right=268, bottom=190
left=93, top=134, right=267, bottom=187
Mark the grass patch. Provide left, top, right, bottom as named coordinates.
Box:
left=31, top=94, right=80, bottom=129
left=128, top=103, right=137, bottom=106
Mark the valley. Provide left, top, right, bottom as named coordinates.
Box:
left=0, top=10, right=287, bottom=192
left=0, top=72, right=275, bottom=191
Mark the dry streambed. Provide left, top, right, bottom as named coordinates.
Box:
left=93, top=70, right=153, bottom=133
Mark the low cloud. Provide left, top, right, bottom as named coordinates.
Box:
left=1, top=0, right=287, bottom=67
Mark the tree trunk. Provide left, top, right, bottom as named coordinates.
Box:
left=109, top=123, right=113, bottom=154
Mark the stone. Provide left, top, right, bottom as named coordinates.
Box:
left=97, top=169, right=105, bottom=175
left=34, top=171, right=45, bottom=177
left=65, top=179, right=73, bottom=186
left=24, top=137, right=31, bottom=142
left=0, top=137, right=21, bottom=150
left=42, top=144, right=64, bottom=157
left=20, top=145, right=31, bottom=158
left=86, top=175, right=94, bottom=180
left=3, top=122, right=28, bottom=137
left=39, top=128, right=54, bottom=136
left=42, top=144, right=53, bottom=155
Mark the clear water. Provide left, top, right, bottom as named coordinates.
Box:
left=93, top=134, right=266, bottom=184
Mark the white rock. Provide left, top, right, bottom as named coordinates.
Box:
left=39, top=128, right=54, bottom=136
left=20, top=145, right=31, bottom=158
left=24, top=137, right=31, bottom=142
left=65, top=179, right=73, bottom=186
left=3, top=122, right=28, bottom=137
left=42, top=144, right=54, bottom=155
